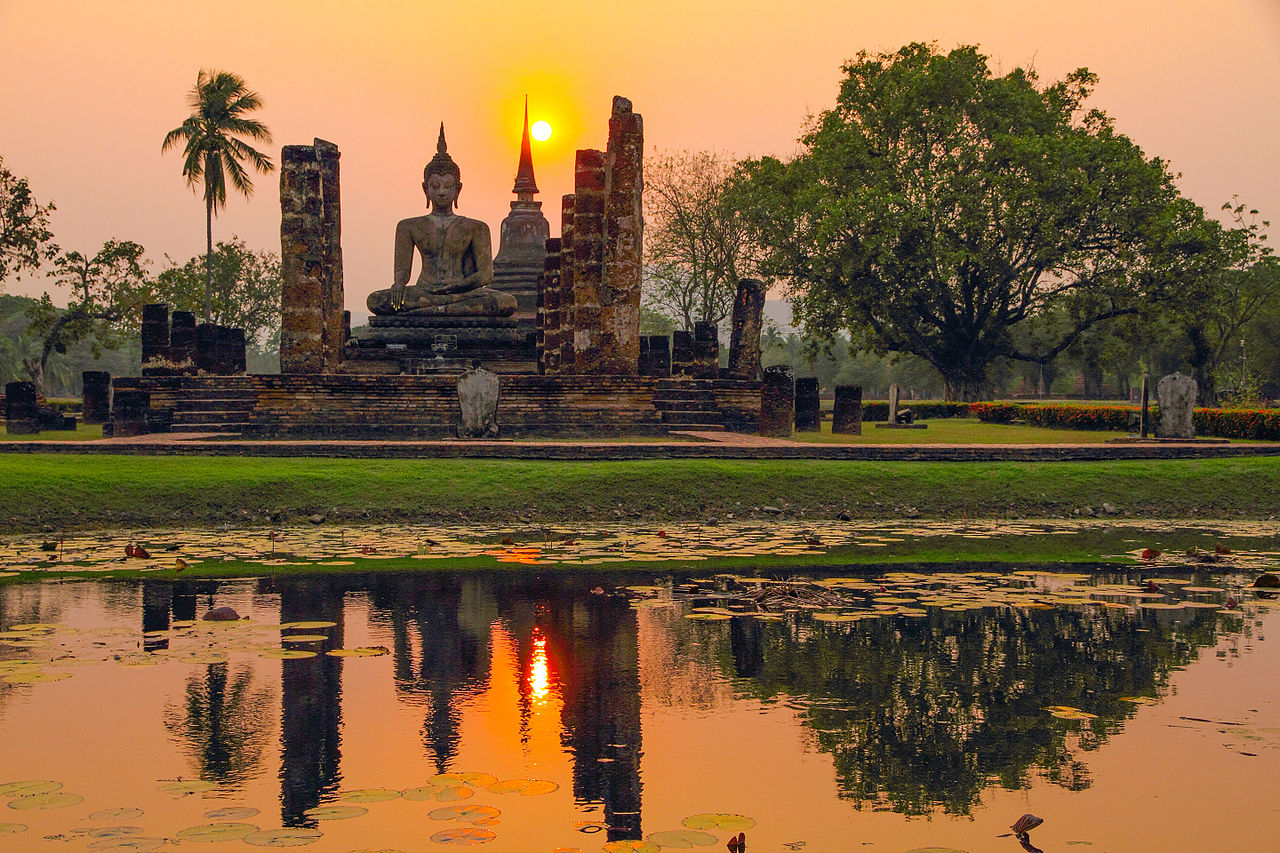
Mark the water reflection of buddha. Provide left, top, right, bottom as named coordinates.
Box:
left=366, top=125, right=518, bottom=318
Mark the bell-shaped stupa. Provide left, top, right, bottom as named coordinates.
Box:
left=493, top=98, right=550, bottom=323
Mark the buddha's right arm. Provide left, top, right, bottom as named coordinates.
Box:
left=392, top=220, right=415, bottom=286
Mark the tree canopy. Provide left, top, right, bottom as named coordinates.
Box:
left=154, top=238, right=282, bottom=355
left=740, top=43, right=1217, bottom=400
left=0, top=155, right=57, bottom=286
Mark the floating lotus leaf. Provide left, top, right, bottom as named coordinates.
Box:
left=8, top=791, right=82, bottom=809
left=302, top=805, right=368, bottom=821
left=204, top=806, right=259, bottom=819
left=904, top=848, right=971, bottom=853
left=157, top=780, right=216, bottom=794
left=326, top=647, right=389, bottom=657
left=644, top=829, right=718, bottom=848
left=340, top=788, right=401, bottom=803
left=0, top=780, right=61, bottom=796
left=402, top=783, right=474, bottom=803
left=433, top=772, right=498, bottom=787
left=681, top=814, right=756, bottom=832
left=485, top=779, right=558, bottom=796
left=281, top=635, right=330, bottom=643
left=349, top=849, right=407, bottom=853
left=9, top=623, right=58, bottom=631
left=86, top=826, right=144, bottom=838
left=177, top=822, right=259, bottom=841
left=0, top=823, right=26, bottom=833
left=279, top=621, right=337, bottom=630
left=684, top=613, right=731, bottom=621
left=603, top=842, right=660, bottom=853
left=428, top=805, right=501, bottom=822
left=259, top=649, right=318, bottom=659
left=3, top=670, right=71, bottom=683
left=242, top=827, right=323, bottom=846
left=87, top=838, right=166, bottom=851
left=428, top=827, right=497, bottom=845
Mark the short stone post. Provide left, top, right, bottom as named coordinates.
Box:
left=795, top=377, right=821, bottom=432
left=693, top=321, right=719, bottom=379
left=141, top=304, right=170, bottom=375
left=727, top=278, right=766, bottom=380
left=195, top=324, right=219, bottom=373
left=759, top=365, right=794, bottom=437
left=169, top=311, right=197, bottom=374
left=81, top=371, right=111, bottom=425
left=111, top=389, right=150, bottom=437
left=648, top=335, right=671, bottom=378
left=671, top=330, right=695, bottom=377
left=4, top=381, right=40, bottom=434
left=888, top=383, right=901, bottom=425
left=1156, top=372, right=1197, bottom=439
left=1139, top=372, right=1150, bottom=438
left=833, top=385, right=863, bottom=435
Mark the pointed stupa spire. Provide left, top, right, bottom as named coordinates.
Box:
left=512, top=97, right=539, bottom=200
left=437, top=122, right=446, bottom=153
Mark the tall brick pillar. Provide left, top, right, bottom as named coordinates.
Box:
left=571, top=151, right=607, bottom=374
left=599, top=96, right=643, bottom=375
left=539, top=237, right=562, bottom=374
left=727, top=278, right=766, bottom=380
left=280, top=138, right=344, bottom=374
left=558, top=196, right=576, bottom=371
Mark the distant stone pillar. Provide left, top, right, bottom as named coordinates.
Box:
left=833, top=385, right=863, bottom=435
left=1139, top=372, right=1150, bottom=438
left=1156, top=372, right=1197, bottom=439
left=141, top=304, right=170, bottom=375
left=280, top=138, right=344, bottom=374
left=888, top=383, right=901, bottom=425
left=693, top=321, right=719, bottom=379
left=558, top=196, right=576, bottom=371
left=111, top=389, right=150, bottom=437
left=795, top=377, right=820, bottom=432
left=671, top=330, right=695, bottom=377
left=4, top=381, right=40, bottom=434
left=599, top=96, right=644, bottom=375
left=759, top=365, right=794, bottom=437
left=727, top=278, right=766, bottom=380
left=645, top=336, right=671, bottom=377
left=169, top=311, right=197, bottom=374
left=81, top=371, right=111, bottom=425
left=571, top=150, right=607, bottom=374
left=538, top=237, right=562, bottom=374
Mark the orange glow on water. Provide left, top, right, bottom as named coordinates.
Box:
left=528, top=628, right=550, bottom=703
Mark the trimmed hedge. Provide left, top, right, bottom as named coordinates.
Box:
left=862, top=401, right=972, bottom=422
left=971, top=401, right=1280, bottom=440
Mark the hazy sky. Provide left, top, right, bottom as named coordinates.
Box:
left=2, top=0, right=1278, bottom=316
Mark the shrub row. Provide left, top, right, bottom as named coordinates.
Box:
left=861, top=401, right=973, bottom=422
left=971, top=401, right=1280, bottom=440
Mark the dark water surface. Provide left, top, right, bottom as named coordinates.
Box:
left=1, top=567, right=1277, bottom=852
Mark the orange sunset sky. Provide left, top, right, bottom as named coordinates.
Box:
left=2, top=0, right=1278, bottom=319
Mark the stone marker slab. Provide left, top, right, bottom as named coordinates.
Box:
left=1156, top=372, right=1197, bottom=439
left=457, top=365, right=501, bottom=438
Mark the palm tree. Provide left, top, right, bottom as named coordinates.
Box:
left=162, top=69, right=274, bottom=323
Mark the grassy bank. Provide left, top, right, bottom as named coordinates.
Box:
left=2, top=454, right=1279, bottom=532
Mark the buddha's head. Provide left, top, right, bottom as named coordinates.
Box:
left=423, top=123, right=462, bottom=211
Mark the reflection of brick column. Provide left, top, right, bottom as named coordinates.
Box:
left=538, top=238, right=562, bottom=374
left=559, top=196, right=576, bottom=371
left=280, top=139, right=344, bottom=374
left=600, top=97, right=643, bottom=375
left=571, top=152, right=606, bottom=374
left=727, top=278, right=765, bottom=380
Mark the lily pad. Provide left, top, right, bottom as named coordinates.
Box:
left=0, top=780, right=61, bottom=797
left=87, top=838, right=166, bottom=851
left=8, top=791, right=83, bottom=809
left=0, top=823, right=26, bottom=833
left=603, top=842, right=660, bottom=853
left=428, top=827, right=497, bottom=845
left=485, top=778, right=558, bottom=796
left=281, top=635, right=330, bottom=643
left=3, top=670, right=71, bottom=683
left=403, top=783, right=473, bottom=803
left=681, top=814, right=756, bottom=832
left=644, top=830, right=718, bottom=848
left=157, top=780, right=217, bottom=794
left=433, top=772, right=498, bottom=787
left=87, top=826, right=145, bottom=838
left=340, top=788, right=401, bottom=803
left=89, top=808, right=145, bottom=821
left=279, top=621, right=338, bottom=630
left=428, top=805, right=501, bottom=822
left=326, top=647, right=389, bottom=657
left=177, top=822, right=259, bottom=841
left=302, top=805, right=368, bottom=821
left=204, top=806, right=260, bottom=819
left=259, top=649, right=318, bottom=660
left=242, top=827, right=324, bottom=846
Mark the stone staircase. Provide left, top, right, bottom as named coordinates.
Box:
left=160, top=384, right=257, bottom=434
left=652, top=379, right=724, bottom=432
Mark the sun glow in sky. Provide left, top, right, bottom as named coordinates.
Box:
left=1, top=0, right=1278, bottom=317
left=530, top=120, right=553, bottom=143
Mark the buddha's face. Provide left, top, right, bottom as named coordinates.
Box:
left=424, top=172, right=460, bottom=211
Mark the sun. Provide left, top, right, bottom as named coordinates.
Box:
left=530, top=120, right=552, bottom=142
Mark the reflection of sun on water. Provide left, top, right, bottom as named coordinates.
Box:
left=528, top=628, right=550, bottom=704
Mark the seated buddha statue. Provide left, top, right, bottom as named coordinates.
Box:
left=366, top=125, right=518, bottom=318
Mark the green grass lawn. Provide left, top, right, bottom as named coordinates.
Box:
left=2, top=453, right=1279, bottom=532
left=790, top=417, right=1133, bottom=444
left=0, top=423, right=102, bottom=441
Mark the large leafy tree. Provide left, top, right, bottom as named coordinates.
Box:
left=162, top=69, right=273, bottom=324
left=23, top=240, right=151, bottom=392
left=154, top=237, right=283, bottom=356
left=740, top=43, right=1215, bottom=401
left=644, top=150, right=767, bottom=332
left=0, top=155, right=57, bottom=286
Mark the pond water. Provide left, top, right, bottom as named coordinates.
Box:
left=1, top=565, right=1278, bottom=852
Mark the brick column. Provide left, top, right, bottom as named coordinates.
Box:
left=559, top=195, right=576, bottom=372
left=671, top=330, right=694, bottom=377
left=141, top=304, right=170, bottom=375
left=539, top=237, right=562, bottom=374
left=81, top=371, right=111, bottom=424
left=759, top=365, right=794, bottom=437
left=795, top=377, right=820, bottom=432
left=4, top=381, right=39, bottom=434
left=693, top=321, right=719, bottom=379
left=833, top=385, right=863, bottom=435
left=599, top=96, right=643, bottom=375
left=571, top=151, right=606, bottom=373
left=727, top=278, right=765, bottom=380
left=280, top=139, right=344, bottom=374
